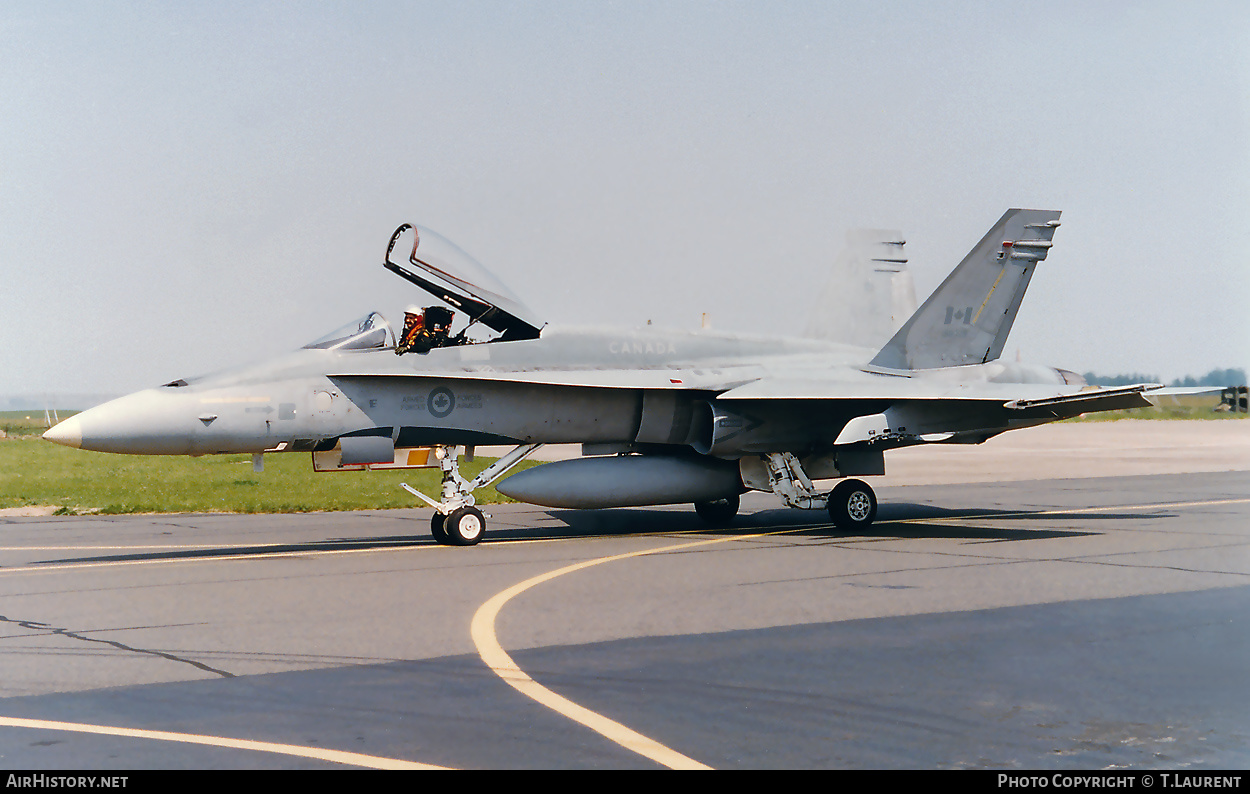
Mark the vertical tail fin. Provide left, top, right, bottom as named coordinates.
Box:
left=869, top=208, right=1061, bottom=370
left=804, top=229, right=918, bottom=349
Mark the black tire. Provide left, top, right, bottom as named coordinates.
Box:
left=443, top=506, right=486, bottom=546
left=694, top=493, right=740, bottom=526
left=431, top=512, right=451, bottom=544
left=828, top=479, right=877, bottom=530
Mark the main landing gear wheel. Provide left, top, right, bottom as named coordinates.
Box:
left=694, top=493, right=740, bottom=526
left=828, top=478, right=877, bottom=530
left=443, top=506, right=486, bottom=546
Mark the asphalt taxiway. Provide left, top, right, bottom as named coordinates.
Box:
left=0, top=461, right=1247, bottom=768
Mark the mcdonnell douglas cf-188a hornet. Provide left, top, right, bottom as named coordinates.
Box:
left=44, top=210, right=1163, bottom=545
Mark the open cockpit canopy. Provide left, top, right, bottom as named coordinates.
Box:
left=384, top=223, right=544, bottom=340
left=302, top=311, right=395, bottom=351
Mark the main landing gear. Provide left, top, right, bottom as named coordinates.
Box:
left=402, top=443, right=541, bottom=546
left=694, top=493, right=740, bottom=526
left=756, top=452, right=878, bottom=530
left=826, top=478, right=877, bottom=530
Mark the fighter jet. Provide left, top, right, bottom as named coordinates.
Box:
left=44, top=209, right=1160, bottom=545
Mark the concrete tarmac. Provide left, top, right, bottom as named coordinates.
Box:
left=0, top=423, right=1247, bottom=768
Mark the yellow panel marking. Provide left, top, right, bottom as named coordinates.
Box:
left=406, top=449, right=432, bottom=466
left=971, top=264, right=1007, bottom=325
left=0, top=716, right=446, bottom=769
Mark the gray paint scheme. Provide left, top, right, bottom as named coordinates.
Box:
left=499, top=455, right=742, bottom=509
left=804, top=228, right=917, bottom=350
left=44, top=209, right=1160, bottom=531
left=872, top=209, right=1062, bottom=370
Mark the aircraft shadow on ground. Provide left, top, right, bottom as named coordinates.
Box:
left=483, top=501, right=1171, bottom=544
left=37, top=502, right=1173, bottom=565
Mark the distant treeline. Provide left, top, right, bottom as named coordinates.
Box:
left=1, top=394, right=119, bottom=412
left=1083, top=368, right=1247, bottom=387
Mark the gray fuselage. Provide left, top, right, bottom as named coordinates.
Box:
left=51, top=324, right=1075, bottom=460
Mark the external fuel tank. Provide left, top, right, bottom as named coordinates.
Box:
left=495, top=454, right=743, bottom=509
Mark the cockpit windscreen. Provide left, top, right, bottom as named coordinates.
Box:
left=302, top=311, right=394, bottom=351
left=385, top=224, right=545, bottom=339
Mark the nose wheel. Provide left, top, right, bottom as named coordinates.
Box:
left=429, top=506, right=484, bottom=545
left=430, top=512, right=449, bottom=543
left=442, top=506, right=486, bottom=545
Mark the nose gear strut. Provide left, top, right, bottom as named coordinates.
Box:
left=401, top=442, right=542, bottom=545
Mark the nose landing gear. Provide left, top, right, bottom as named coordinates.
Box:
left=402, top=443, right=541, bottom=546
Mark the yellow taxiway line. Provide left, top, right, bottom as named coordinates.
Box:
left=0, top=716, right=446, bottom=769
left=3, top=496, right=1245, bottom=576
left=1, top=495, right=1244, bottom=767
left=470, top=528, right=807, bottom=770
left=466, top=495, right=1250, bottom=768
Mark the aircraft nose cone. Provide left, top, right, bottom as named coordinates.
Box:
left=46, top=390, right=196, bottom=455
left=43, top=416, right=83, bottom=449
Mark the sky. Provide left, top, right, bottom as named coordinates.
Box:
left=2, top=1, right=1247, bottom=403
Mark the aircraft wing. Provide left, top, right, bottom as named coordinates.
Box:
left=330, top=356, right=1158, bottom=410
left=720, top=377, right=1158, bottom=442
left=718, top=376, right=1156, bottom=404
left=327, top=367, right=764, bottom=392
left=709, top=377, right=1157, bottom=449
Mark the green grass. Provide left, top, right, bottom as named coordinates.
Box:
left=0, top=436, right=541, bottom=515
left=5, top=395, right=1241, bottom=514
left=0, top=410, right=73, bottom=438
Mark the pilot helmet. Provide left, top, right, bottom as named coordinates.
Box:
left=402, top=305, right=425, bottom=327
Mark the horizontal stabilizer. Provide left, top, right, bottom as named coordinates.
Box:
left=1145, top=386, right=1228, bottom=398
left=1004, top=384, right=1158, bottom=417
